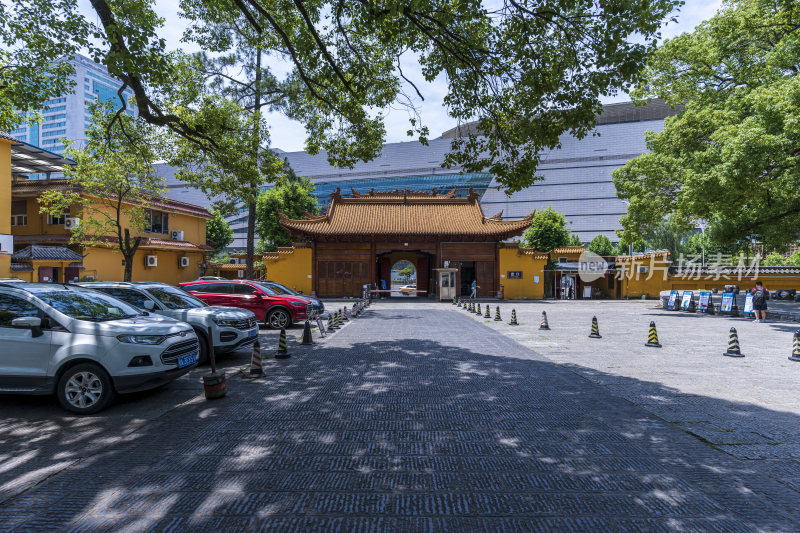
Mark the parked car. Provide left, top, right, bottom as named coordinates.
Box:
left=399, top=284, right=417, bottom=295
left=195, top=276, right=226, bottom=281
left=78, top=282, right=258, bottom=364
left=180, top=280, right=312, bottom=329
left=0, top=282, right=199, bottom=414
left=259, top=280, right=325, bottom=317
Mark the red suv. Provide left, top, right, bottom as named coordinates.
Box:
left=179, top=280, right=311, bottom=329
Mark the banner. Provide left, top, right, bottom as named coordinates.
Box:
left=698, top=291, right=711, bottom=311
left=720, top=292, right=734, bottom=313
left=743, top=292, right=754, bottom=315
left=680, top=291, right=693, bottom=310
left=667, top=290, right=678, bottom=309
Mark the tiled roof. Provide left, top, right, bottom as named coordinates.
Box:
left=551, top=246, right=586, bottom=254
left=12, top=244, right=84, bottom=262
left=617, top=251, right=671, bottom=261
left=280, top=188, right=533, bottom=241
left=517, top=248, right=550, bottom=259
left=140, top=238, right=213, bottom=251
left=10, top=263, right=34, bottom=271
left=350, top=188, right=457, bottom=199
left=0, top=131, right=16, bottom=142
left=11, top=179, right=212, bottom=218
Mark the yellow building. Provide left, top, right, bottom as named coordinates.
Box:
left=10, top=178, right=212, bottom=283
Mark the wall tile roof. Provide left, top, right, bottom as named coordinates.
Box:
left=12, top=244, right=83, bottom=262
left=280, top=189, right=533, bottom=241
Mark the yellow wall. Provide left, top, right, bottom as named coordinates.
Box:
left=81, top=246, right=206, bottom=284
left=0, top=140, right=11, bottom=278
left=263, top=247, right=313, bottom=295
left=498, top=248, right=548, bottom=300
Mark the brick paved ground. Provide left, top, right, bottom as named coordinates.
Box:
left=0, top=302, right=798, bottom=531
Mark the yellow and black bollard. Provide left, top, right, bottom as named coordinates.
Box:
left=509, top=309, right=518, bottom=326
left=476, top=303, right=482, bottom=316
left=494, top=306, right=502, bottom=322
left=276, top=328, right=291, bottom=359
left=327, top=312, right=337, bottom=331
left=790, top=330, right=800, bottom=362
left=588, top=316, right=602, bottom=338
left=457, top=298, right=462, bottom=308
left=722, top=327, right=744, bottom=357
left=539, top=311, right=550, bottom=330
left=484, top=304, right=491, bottom=319
left=301, top=320, right=313, bottom=345
left=452, top=297, right=457, bottom=305
left=249, top=340, right=263, bottom=375
left=645, top=321, right=661, bottom=348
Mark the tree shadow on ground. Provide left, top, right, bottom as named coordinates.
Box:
left=0, top=311, right=798, bottom=531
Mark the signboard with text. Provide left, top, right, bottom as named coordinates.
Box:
left=667, top=290, right=678, bottom=310
left=698, top=291, right=711, bottom=311
left=744, top=292, right=754, bottom=315
left=680, top=291, right=693, bottom=310
left=720, top=292, right=734, bottom=313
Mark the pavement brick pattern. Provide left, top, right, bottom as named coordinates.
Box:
left=0, top=303, right=798, bottom=531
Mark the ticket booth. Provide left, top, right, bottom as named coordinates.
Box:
left=435, top=268, right=458, bottom=301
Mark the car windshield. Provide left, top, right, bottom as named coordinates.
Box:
left=148, top=286, right=207, bottom=309
left=37, top=290, right=143, bottom=321
left=252, top=283, right=277, bottom=296
left=264, top=283, right=294, bottom=295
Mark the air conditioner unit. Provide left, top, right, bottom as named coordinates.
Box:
left=179, top=256, right=190, bottom=268
left=64, top=217, right=80, bottom=230
left=145, top=255, right=158, bottom=267
left=638, top=266, right=649, bottom=274
left=171, top=230, right=184, bottom=241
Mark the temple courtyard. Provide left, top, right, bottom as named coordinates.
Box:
left=0, top=301, right=798, bottom=531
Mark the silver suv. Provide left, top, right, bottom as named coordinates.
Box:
left=0, top=283, right=199, bottom=414
left=79, top=282, right=258, bottom=364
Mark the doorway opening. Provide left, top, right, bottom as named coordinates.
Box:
left=460, top=261, right=475, bottom=296
left=391, top=260, right=416, bottom=297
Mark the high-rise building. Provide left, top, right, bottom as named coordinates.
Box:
left=8, top=53, right=136, bottom=162
left=160, top=100, right=679, bottom=249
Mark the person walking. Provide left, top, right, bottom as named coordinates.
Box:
left=751, top=280, right=769, bottom=322
left=470, top=279, right=477, bottom=299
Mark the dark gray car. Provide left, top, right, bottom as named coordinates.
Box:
left=257, top=281, right=325, bottom=316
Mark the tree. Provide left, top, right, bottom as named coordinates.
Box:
left=39, top=107, right=164, bottom=282
left=206, top=211, right=233, bottom=255
left=8, top=0, right=679, bottom=192
left=567, top=234, right=584, bottom=246
left=613, top=0, right=800, bottom=251
left=255, top=175, right=319, bottom=251
left=587, top=234, right=614, bottom=257
left=761, top=252, right=785, bottom=266
left=520, top=207, right=570, bottom=251
left=398, top=266, right=415, bottom=281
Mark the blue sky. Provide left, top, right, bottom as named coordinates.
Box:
left=80, top=1, right=723, bottom=152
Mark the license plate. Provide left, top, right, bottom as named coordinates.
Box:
left=248, top=328, right=258, bottom=338
left=177, top=352, right=198, bottom=368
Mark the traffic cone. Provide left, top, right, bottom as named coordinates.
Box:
left=249, top=341, right=263, bottom=375
left=336, top=310, right=343, bottom=328
left=789, top=330, right=800, bottom=362
left=452, top=297, right=457, bottom=305
left=457, top=299, right=462, bottom=308
left=539, top=311, right=550, bottom=330
left=589, top=316, right=602, bottom=338
left=343, top=307, right=349, bottom=321
left=276, top=328, right=290, bottom=359
left=484, top=304, right=490, bottom=318
left=476, top=303, right=482, bottom=315
left=301, top=320, right=313, bottom=345
left=645, top=321, right=661, bottom=347
left=327, top=313, right=337, bottom=330
left=509, top=309, right=518, bottom=326
left=494, top=306, right=502, bottom=321
left=722, top=327, right=744, bottom=357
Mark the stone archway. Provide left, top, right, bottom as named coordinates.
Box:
left=377, top=251, right=432, bottom=297
left=391, top=260, right=416, bottom=296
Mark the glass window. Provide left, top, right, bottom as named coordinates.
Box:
left=146, top=210, right=169, bottom=233
left=187, top=283, right=231, bottom=294
left=232, top=283, right=258, bottom=295
left=148, top=287, right=206, bottom=309
left=95, top=287, right=151, bottom=309
left=48, top=213, right=69, bottom=225
left=35, top=290, right=141, bottom=322
left=0, top=295, right=41, bottom=327
left=260, top=283, right=292, bottom=295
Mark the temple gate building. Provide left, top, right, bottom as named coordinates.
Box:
left=279, top=188, right=533, bottom=298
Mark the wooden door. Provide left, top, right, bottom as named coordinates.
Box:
left=379, top=257, right=391, bottom=292
left=476, top=261, right=494, bottom=298
left=416, top=256, right=429, bottom=297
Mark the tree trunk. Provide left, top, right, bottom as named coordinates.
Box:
left=121, top=229, right=141, bottom=282
left=246, top=198, right=256, bottom=279
left=123, top=252, right=134, bottom=282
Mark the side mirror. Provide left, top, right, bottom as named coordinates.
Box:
left=143, top=300, right=155, bottom=311
left=12, top=316, right=44, bottom=338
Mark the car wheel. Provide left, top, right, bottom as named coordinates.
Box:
left=267, top=308, right=291, bottom=329
left=195, top=330, right=209, bottom=365
left=57, top=363, right=115, bottom=415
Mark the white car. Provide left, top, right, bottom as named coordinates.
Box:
left=0, top=282, right=199, bottom=414
left=79, top=282, right=258, bottom=363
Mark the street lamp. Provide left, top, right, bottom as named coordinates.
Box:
left=695, top=219, right=708, bottom=267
